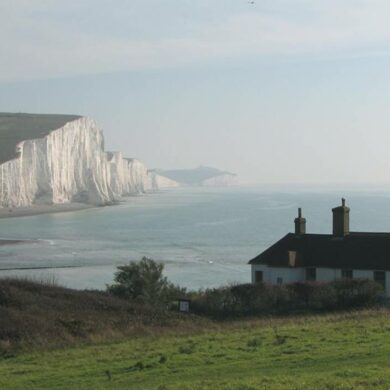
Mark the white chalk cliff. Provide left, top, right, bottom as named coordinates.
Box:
left=147, top=170, right=180, bottom=189
left=154, top=166, right=238, bottom=187
left=0, top=117, right=155, bottom=207
left=202, top=174, right=238, bottom=187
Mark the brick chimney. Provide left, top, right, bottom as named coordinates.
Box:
left=332, top=198, right=350, bottom=237
left=294, top=208, right=306, bottom=235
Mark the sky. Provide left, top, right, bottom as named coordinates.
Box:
left=1, top=0, right=390, bottom=184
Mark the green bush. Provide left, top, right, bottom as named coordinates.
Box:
left=332, top=279, right=383, bottom=308
left=107, top=257, right=186, bottom=307
left=191, top=279, right=382, bottom=318
left=287, top=282, right=338, bottom=310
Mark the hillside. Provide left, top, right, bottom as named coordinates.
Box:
left=0, top=279, right=207, bottom=354
left=0, top=279, right=389, bottom=389
left=156, top=166, right=237, bottom=186
left=0, top=113, right=81, bottom=164
left=1, top=306, right=389, bottom=389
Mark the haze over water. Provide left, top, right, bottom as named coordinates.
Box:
left=1, top=186, right=390, bottom=290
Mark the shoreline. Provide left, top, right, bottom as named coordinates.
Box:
left=0, top=239, right=29, bottom=246
left=0, top=265, right=83, bottom=270
left=0, top=202, right=95, bottom=219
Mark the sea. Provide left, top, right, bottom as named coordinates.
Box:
left=1, top=186, right=390, bottom=291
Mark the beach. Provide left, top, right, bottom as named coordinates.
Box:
left=0, top=202, right=94, bottom=219
left=0, top=239, right=27, bottom=246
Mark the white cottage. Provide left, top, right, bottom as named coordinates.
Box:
left=249, top=199, right=390, bottom=297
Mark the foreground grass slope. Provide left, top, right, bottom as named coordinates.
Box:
left=1, top=309, right=390, bottom=389
left=0, top=279, right=208, bottom=353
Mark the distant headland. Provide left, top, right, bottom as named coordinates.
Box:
left=155, top=166, right=238, bottom=187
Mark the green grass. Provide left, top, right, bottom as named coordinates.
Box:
left=0, top=113, right=80, bottom=164
left=1, top=309, right=390, bottom=389
left=0, top=278, right=208, bottom=354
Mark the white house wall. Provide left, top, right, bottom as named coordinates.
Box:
left=251, top=265, right=390, bottom=297
left=251, top=264, right=304, bottom=284
left=317, top=268, right=340, bottom=281
left=353, top=270, right=375, bottom=280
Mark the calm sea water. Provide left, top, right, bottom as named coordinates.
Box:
left=1, top=186, right=390, bottom=290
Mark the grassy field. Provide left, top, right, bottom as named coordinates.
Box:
left=1, top=309, right=390, bottom=389
left=0, top=278, right=209, bottom=354
left=0, top=113, right=80, bottom=164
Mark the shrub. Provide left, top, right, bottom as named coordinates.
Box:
left=247, top=338, right=261, bottom=348
left=159, top=355, right=167, bottom=364
left=178, top=342, right=196, bottom=354
left=287, top=282, right=338, bottom=311
left=107, top=257, right=186, bottom=307
left=191, top=279, right=383, bottom=318
left=332, top=279, right=382, bottom=308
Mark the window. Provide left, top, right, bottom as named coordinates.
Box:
left=277, top=277, right=283, bottom=285
left=341, top=269, right=353, bottom=279
left=255, top=271, right=263, bottom=283
left=306, top=267, right=316, bottom=281
left=374, top=271, right=386, bottom=289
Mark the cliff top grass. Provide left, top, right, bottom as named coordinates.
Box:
left=0, top=278, right=210, bottom=354
left=1, top=307, right=389, bottom=389
left=1, top=278, right=390, bottom=388
left=0, top=113, right=81, bottom=164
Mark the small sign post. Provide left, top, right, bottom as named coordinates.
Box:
left=178, top=299, right=190, bottom=313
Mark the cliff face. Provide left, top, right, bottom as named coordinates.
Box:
left=147, top=171, right=180, bottom=189
left=202, top=174, right=238, bottom=187
left=0, top=116, right=153, bottom=207
left=155, top=166, right=238, bottom=187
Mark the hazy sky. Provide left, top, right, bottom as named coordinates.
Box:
left=1, top=0, right=390, bottom=184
